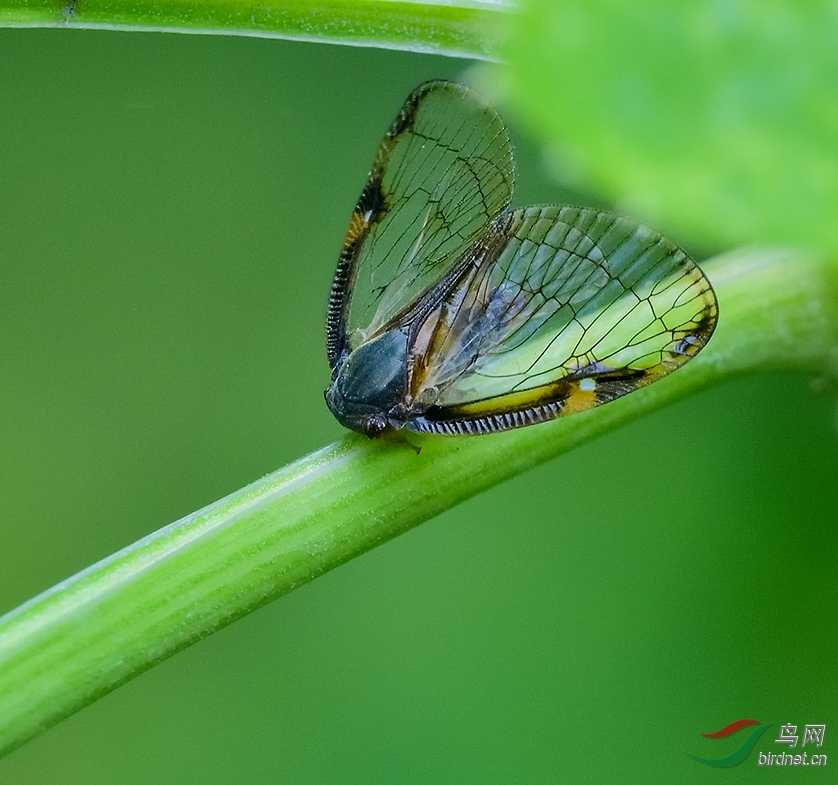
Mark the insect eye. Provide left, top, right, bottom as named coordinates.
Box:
left=364, top=414, right=388, bottom=438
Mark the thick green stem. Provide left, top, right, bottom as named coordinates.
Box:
left=0, top=246, right=836, bottom=756
left=0, top=0, right=508, bottom=59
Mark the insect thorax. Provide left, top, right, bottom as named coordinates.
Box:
left=326, top=328, right=411, bottom=434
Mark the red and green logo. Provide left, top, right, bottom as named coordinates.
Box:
left=687, top=719, right=772, bottom=768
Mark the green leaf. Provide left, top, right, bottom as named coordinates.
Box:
left=504, top=0, right=838, bottom=253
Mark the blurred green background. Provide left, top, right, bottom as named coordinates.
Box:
left=0, top=28, right=836, bottom=784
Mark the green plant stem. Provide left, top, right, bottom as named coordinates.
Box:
left=0, top=246, right=836, bottom=756
left=0, top=0, right=508, bottom=59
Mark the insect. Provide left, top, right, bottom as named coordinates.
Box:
left=325, top=81, right=718, bottom=438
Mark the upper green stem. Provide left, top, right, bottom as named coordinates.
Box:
left=0, top=0, right=510, bottom=59
left=0, top=246, right=836, bottom=757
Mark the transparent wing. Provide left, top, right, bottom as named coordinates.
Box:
left=326, top=81, right=514, bottom=369
left=409, top=206, right=718, bottom=433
